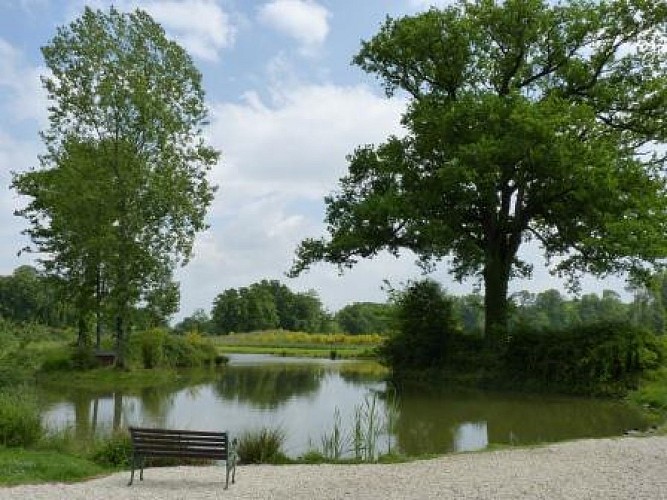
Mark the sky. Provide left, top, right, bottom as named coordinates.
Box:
left=0, top=0, right=628, bottom=321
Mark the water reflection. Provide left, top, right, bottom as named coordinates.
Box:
left=213, top=364, right=322, bottom=409
left=40, top=355, right=652, bottom=457
left=391, top=384, right=651, bottom=455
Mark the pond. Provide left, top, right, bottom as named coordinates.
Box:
left=40, top=354, right=652, bottom=458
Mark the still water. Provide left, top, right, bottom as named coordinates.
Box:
left=40, top=354, right=651, bottom=458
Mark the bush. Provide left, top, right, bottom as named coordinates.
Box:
left=163, top=332, right=215, bottom=368
left=236, top=427, right=287, bottom=464
left=0, top=389, right=43, bottom=447
left=90, top=430, right=133, bottom=467
left=379, top=280, right=460, bottom=372
left=129, top=329, right=217, bottom=369
left=504, top=321, right=665, bottom=395
left=137, top=328, right=167, bottom=369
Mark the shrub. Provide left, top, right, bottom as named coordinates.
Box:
left=137, top=328, right=167, bottom=369
left=162, top=333, right=215, bottom=368
left=0, top=389, right=43, bottom=447
left=379, top=280, right=460, bottom=372
left=236, top=427, right=287, bottom=464
left=504, top=321, right=665, bottom=395
left=71, top=347, right=100, bottom=370
left=90, top=430, right=133, bottom=467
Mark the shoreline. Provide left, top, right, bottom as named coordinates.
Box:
left=2, top=435, right=667, bottom=499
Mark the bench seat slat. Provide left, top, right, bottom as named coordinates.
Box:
left=132, top=436, right=227, bottom=446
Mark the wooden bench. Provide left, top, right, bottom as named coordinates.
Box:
left=128, top=426, right=237, bottom=488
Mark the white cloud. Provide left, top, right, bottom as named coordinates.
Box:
left=0, top=38, right=48, bottom=126
left=258, top=0, right=330, bottom=56
left=0, top=131, right=42, bottom=275
left=175, top=82, right=410, bottom=316
left=208, top=83, right=406, bottom=198
left=68, top=0, right=236, bottom=61
left=137, top=0, right=236, bottom=61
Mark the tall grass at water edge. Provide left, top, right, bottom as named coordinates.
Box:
left=316, top=391, right=400, bottom=462
left=236, top=427, right=288, bottom=464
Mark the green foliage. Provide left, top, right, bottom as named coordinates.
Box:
left=211, top=280, right=328, bottom=334
left=129, top=329, right=216, bottom=368
left=162, top=331, right=216, bottom=368
left=173, top=308, right=214, bottom=335
left=0, top=448, right=107, bottom=486
left=236, top=427, right=288, bottom=464
left=0, top=390, right=43, bottom=447
left=40, top=347, right=100, bottom=372
left=505, top=322, right=665, bottom=395
left=12, top=5, right=219, bottom=365
left=335, top=302, right=393, bottom=335
left=90, top=431, right=132, bottom=467
left=0, top=267, right=74, bottom=327
left=380, top=280, right=460, bottom=372
left=628, top=367, right=667, bottom=412
left=292, top=0, right=667, bottom=341
left=137, top=328, right=167, bottom=369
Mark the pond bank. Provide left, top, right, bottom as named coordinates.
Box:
left=3, top=435, right=666, bottom=499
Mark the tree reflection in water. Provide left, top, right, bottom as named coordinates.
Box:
left=213, top=364, right=323, bottom=409
left=38, top=358, right=653, bottom=457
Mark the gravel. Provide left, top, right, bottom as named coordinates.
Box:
left=3, top=436, right=667, bottom=499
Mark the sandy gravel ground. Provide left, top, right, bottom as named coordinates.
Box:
left=3, top=436, right=667, bottom=499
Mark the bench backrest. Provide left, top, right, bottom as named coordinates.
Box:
left=129, top=426, right=229, bottom=460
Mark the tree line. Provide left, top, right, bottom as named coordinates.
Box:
left=1, top=265, right=664, bottom=338
left=176, top=278, right=666, bottom=336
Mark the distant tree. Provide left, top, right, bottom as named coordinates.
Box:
left=291, top=0, right=667, bottom=344
left=335, top=302, right=393, bottom=335
left=13, top=7, right=218, bottom=363
left=210, top=280, right=327, bottom=333
left=175, top=308, right=213, bottom=335
left=211, top=289, right=243, bottom=334
left=0, top=266, right=73, bottom=326
left=287, top=291, right=326, bottom=332
left=240, top=285, right=280, bottom=332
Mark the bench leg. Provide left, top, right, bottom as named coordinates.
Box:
left=128, top=456, right=136, bottom=486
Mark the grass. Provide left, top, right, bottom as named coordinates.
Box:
left=217, top=344, right=374, bottom=359
left=0, top=447, right=110, bottom=486
left=36, top=365, right=220, bottom=393
left=236, top=427, right=289, bottom=464
left=628, top=367, right=667, bottom=417
left=212, top=330, right=383, bottom=359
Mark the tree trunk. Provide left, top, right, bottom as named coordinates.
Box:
left=95, top=264, right=103, bottom=349
left=483, top=251, right=511, bottom=346
left=114, top=313, right=126, bottom=368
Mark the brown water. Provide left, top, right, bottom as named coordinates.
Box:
left=40, top=354, right=652, bottom=458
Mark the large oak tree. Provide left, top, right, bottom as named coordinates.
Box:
left=13, top=7, right=218, bottom=363
left=292, top=0, right=667, bottom=343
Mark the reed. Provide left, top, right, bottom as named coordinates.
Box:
left=320, top=408, right=346, bottom=460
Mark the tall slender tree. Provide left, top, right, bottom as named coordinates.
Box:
left=13, top=7, right=218, bottom=363
left=292, top=0, right=667, bottom=343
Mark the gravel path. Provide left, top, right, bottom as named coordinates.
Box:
left=3, top=436, right=667, bottom=499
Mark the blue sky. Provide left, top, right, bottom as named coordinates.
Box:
left=0, top=0, right=625, bottom=320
